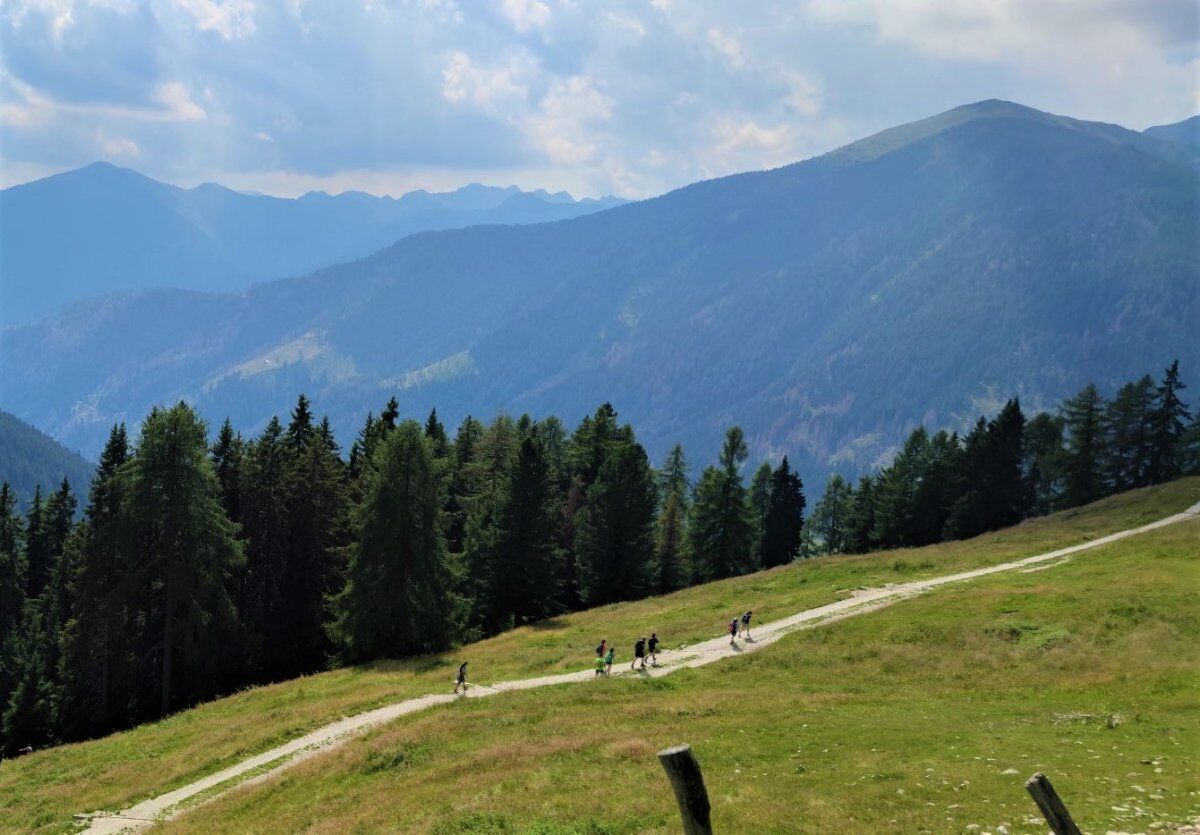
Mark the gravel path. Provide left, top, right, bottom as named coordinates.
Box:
left=80, top=500, right=1200, bottom=833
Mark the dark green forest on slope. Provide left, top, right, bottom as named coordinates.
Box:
left=0, top=358, right=1195, bottom=756
left=0, top=412, right=93, bottom=514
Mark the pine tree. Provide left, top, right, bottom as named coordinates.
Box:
left=1102, top=377, right=1155, bottom=491
left=654, top=489, right=687, bottom=593
left=483, top=436, right=563, bottom=630
left=658, top=444, right=689, bottom=506
left=425, top=409, right=449, bottom=460
left=871, top=428, right=930, bottom=549
left=1060, top=384, right=1106, bottom=508
left=1145, top=360, right=1190, bottom=484
left=239, top=417, right=290, bottom=678
left=0, top=483, right=26, bottom=742
left=760, top=457, right=806, bottom=568
left=810, top=474, right=852, bottom=554
left=844, top=475, right=876, bottom=554
left=24, top=487, right=49, bottom=599
left=211, top=420, right=245, bottom=527
left=59, top=425, right=132, bottom=738
left=574, top=441, right=657, bottom=605
left=687, top=427, right=757, bottom=580
left=123, top=404, right=241, bottom=715
left=1, top=602, right=56, bottom=753
left=331, top=421, right=451, bottom=662
left=445, top=416, right=482, bottom=555
left=285, top=394, right=316, bottom=452
left=749, top=461, right=774, bottom=552
left=1024, top=412, right=1065, bottom=515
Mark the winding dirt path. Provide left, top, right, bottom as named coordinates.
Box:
left=80, top=500, right=1200, bottom=833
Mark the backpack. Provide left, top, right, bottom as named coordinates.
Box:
left=729, top=620, right=738, bottom=634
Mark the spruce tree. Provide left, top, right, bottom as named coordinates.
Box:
left=687, top=427, right=757, bottom=580
left=0, top=483, right=26, bottom=741
left=1024, top=412, right=1065, bottom=515
left=749, top=461, right=773, bottom=551
left=332, top=421, right=451, bottom=662
left=574, top=441, right=657, bottom=605
left=759, top=457, right=805, bottom=568
left=1060, top=384, right=1106, bottom=508
left=654, top=489, right=687, bottom=593
left=484, top=436, right=563, bottom=630
left=810, top=474, right=852, bottom=554
left=1102, top=377, right=1155, bottom=491
left=211, top=420, right=245, bottom=527
left=1, top=602, right=56, bottom=753
left=445, top=415, right=483, bottom=555
left=1145, top=360, right=1190, bottom=484
left=24, top=487, right=49, bottom=599
left=658, top=444, right=689, bottom=506
left=60, top=425, right=132, bottom=738
left=123, top=404, right=241, bottom=715
left=844, top=475, right=876, bottom=554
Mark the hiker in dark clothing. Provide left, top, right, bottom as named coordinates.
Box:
left=729, top=618, right=739, bottom=646
left=632, top=636, right=647, bottom=670
left=453, top=661, right=469, bottom=694
left=596, top=639, right=607, bottom=658
left=740, top=610, right=753, bottom=640
left=647, top=633, right=660, bottom=666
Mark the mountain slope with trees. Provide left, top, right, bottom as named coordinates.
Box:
left=0, top=411, right=94, bottom=515
left=3, top=101, right=1197, bottom=488
left=0, top=163, right=624, bottom=324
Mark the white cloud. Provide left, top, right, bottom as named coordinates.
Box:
left=712, top=118, right=791, bottom=155
left=705, top=26, right=745, bottom=69
left=174, top=0, right=256, bottom=40
left=252, top=130, right=273, bottom=142
left=523, top=75, right=614, bottom=164
left=154, top=81, right=207, bottom=121
left=95, top=130, right=140, bottom=157
left=498, top=0, right=549, bottom=34
left=441, top=50, right=533, bottom=115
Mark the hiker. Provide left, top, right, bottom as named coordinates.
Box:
left=647, top=633, right=660, bottom=666
left=632, top=636, right=647, bottom=670
left=740, top=610, right=753, bottom=640
left=594, top=653, right=606, bottom=677
left=453, top=661, right=469, bottom=694
left=596, top=638, right=607, bottom=659
left=604, top=646, right=615, bottom=675
left=729, top=618, right=739, bottom=646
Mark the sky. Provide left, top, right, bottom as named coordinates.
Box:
left=1, top=0, right=1197, bottom=199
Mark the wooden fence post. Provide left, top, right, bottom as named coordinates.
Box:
left=1025, top=772, right=1082, bottom=835
left=657, top=744, right=713, bottom=835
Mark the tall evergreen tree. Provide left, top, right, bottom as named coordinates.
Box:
left=424, top=409, right=449, bottom=460
left=810, top=474, right=852, bottom=554
left=60, top=425, right=132, bottom=738
left=1, top=602, right=56, bottom=753
left=654, top=489, right=688, bottom=593
left=1024, top=412, right=1065, bottom=515
left=445, top=415, right=483, bottom=555
left=759, top=456, right=805, bottom=568
left=1060, top=384, right=1106, bottom=508
left=749, top=461, right=774, bottom=549
left=0, top=483, right=26, bottom=742
left=23, top=486, right=49, bottom=599
left=687, top=427, right=757, bottom=580
left=122, top=403, right=241, bottom=715
left=1103, top=377, right=1155, bottom=492
left=1145, top=360, right=1190, bottom=484
left=331, top=421, right=451, bottom=662
left=658, top=444, right=689, bottom=506
left=844, top=475, right=877, bottom=554
left=481, top=436, right=562, bottom=630
left=574, top=441, right=658, bottom=605
left=211, top=420, right=245, bottom=528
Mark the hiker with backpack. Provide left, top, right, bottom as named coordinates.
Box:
left=453, top=661, right=469, bottom=694
left=740, top=610, right=753, bottom=640
left=604, top=646, right=615, bottom=675
left=729, top=618, right=739, bottom=646
left=632, top=636, right=648, bottom=670
left=647, top=633, right=660, bottom=666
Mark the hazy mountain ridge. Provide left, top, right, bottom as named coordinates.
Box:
left=3, top=100, right=1197, bottom=488
left=0, top=163, right=625, bottom=324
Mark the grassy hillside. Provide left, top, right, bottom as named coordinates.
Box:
left=0, top=478, right=1196, bottom=831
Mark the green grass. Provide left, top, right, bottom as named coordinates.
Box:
left=0, top=478, right=1196, bottom=832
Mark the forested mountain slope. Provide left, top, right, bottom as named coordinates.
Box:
left=0, top=411, right=93, bottom=514
left=0, top=163, right=624, bottom=324
left=3, top=100, right=1197, bottom=483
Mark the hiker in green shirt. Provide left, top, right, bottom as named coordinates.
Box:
left=604, top=647, right=615, bottom=675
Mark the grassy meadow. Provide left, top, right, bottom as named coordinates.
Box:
left=0, top=478, right=1196, bottom=832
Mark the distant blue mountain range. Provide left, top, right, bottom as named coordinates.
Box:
left=0, top=164, right=624, bottom=325
left=2, top=103, right=1197, bottom=493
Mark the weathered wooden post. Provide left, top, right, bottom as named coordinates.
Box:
left=1025, top=772, right=1082, bottom=835
left=657, top=744, right=713, bottom=835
